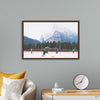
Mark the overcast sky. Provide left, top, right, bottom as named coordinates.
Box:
left=24, top=22, right=78, bottom=41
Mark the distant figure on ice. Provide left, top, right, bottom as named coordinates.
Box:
left=72, top=49, right=75, bottom=53
left=56, top=48, right=58, bottom=54
left=42, top=46, right=49, bottom=56
left=31, top=48, right=32, bottom=54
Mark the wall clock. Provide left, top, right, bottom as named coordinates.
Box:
left=73, top=74, right=89, bottom=89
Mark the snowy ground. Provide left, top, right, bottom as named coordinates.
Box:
left=24, top=51, right=78, bottom=58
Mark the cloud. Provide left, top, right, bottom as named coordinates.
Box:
left=24, top=22, right=78, bottom=41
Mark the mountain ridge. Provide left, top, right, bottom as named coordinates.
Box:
left=40, top=30, right=78, bottom=43
left=24, top=36, right=40, bottom=45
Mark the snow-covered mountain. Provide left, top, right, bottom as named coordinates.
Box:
left=40, top=30, right=78, bottom=43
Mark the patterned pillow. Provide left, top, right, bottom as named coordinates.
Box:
left=0, top=71, right=26, bottom=96
left=1, top=77, right=25, bottom=100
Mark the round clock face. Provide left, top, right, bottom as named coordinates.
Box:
left=73, top=74, right=89, bottom=90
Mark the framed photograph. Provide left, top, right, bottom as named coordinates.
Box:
left=22, top=20, right=80, bottom=59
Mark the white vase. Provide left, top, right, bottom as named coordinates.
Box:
left=54, top=82, right=59, bottom=88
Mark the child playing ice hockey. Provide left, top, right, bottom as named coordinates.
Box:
left=42, top=46, right=49, bottom=56
left=72, top=49, right=75, bottom=53
left=56, top=48, right=58, bottom=54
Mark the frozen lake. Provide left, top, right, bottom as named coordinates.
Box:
left=24, top=51, right=78, bottom=58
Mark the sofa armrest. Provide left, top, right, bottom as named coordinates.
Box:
left=21, top=79, right=36, bottom=100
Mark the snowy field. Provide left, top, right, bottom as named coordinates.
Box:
left=24, top=51, right=78, bottom=58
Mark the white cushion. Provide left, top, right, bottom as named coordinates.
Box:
left=0, top=77, right=25, bottom=100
